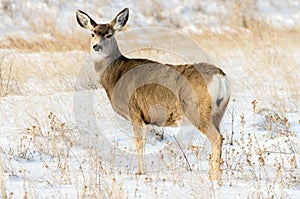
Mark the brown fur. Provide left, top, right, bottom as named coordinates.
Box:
left=92, top=24, right=113, bottom=37
left=100, top=56, right=225, bottom=134
left=76, top=8, right=231, bottom=180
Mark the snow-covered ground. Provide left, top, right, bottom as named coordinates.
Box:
left=0, top=0, right=299, bottom=198
left=1, top=0, right=300, bottom=39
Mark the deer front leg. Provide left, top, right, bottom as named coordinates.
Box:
left=133, top=124, right=146, bottom=174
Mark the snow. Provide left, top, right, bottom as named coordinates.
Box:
left=257, top=0, right=300, bottom=27
left=0, top=0, right=299, bottom=198
left=1, top=0, right=300, bottom=40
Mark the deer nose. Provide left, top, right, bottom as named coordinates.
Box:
left=93, top=44, right=103, bottom=51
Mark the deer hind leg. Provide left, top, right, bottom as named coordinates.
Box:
left=206, top=123, right=223, bottom=180
left=132, top=124, right=147, bottom=174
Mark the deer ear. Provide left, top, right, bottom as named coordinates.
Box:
left=76, top=10, right=97, bottom=29
left=111, top=8, right=129, bottom=31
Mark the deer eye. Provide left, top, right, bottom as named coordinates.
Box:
left=91, top=33, right=95, bottom=37
left=105, top=33, right=113, bottom=38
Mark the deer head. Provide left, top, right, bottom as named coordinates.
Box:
left=76, top=8, right=129, bottom=60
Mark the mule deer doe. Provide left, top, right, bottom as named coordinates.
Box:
left=76, top=8, right=231, bottom=180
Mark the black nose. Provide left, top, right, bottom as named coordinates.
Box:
left=93, top=44, right=102, bottom=51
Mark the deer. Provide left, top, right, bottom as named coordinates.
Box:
left=76, top=8, right=231, bottom=180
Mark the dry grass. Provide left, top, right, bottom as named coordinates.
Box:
left=1, top=24, right=299, bottom=104
left=222, top=100, right=299, bottom=197
left=0, top=33, right=89, bottom=52
left=192, top=26, right=300, bottom=51
left=0, top=160, right=7, bottom=199
left=1, top=21, right=299, bottom=53
left=0, top=99, right=298, bottom=198
left=0, top=2, right=299, bottom=198
left=0, top=0, right=298, bottom=54
left=0, top=55, right=19, bottom=97
left=0, top=49, right=96, bottom=96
